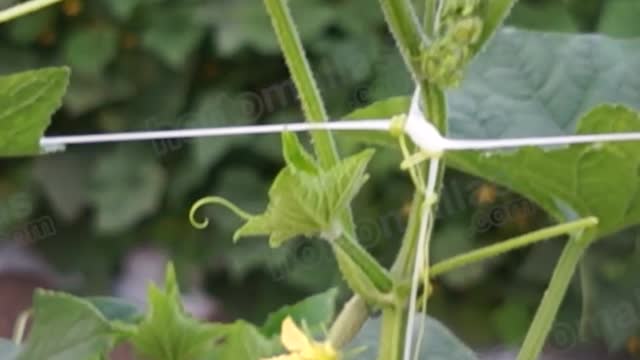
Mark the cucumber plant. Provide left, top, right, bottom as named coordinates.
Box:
left=1, top=0, right=640, bottom=360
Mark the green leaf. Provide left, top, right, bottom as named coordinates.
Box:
left=142, top=5, right=205, bottom=68
left=473, top=0, right=518, bottom=55
left=128, top=264, right=220, bottom=360
left=210, top=321, right=277, bottom=360
left=102, top=0, right=158, bottom=19
left=447, top=104, right=640, bottom=238
left=261, top=288, right=338, bottom=337
left=448, top=28, right=640, bottom=139
left=0, top=340, right=19, bottom=360
left=490, top=301, right=531, bottom=345
left=343, top=96, right=410, bottom=147
left=0, top=67, right=69, bottom=157
left=599, top=0, right=640, bottom=38
left=506, top=1, right=578, bottom=33
left=349, top=315, right=477, bottom=359
left=19, top=291, right=115, bottom=360
left=63, top=27, right=118, bottom=75
left=234, top=145, right=375, bottom=247
left=207, top=0, right=334, bottom=56
left=6, top=8, right=55, bottom=45
left=34, top=153, right=92, bottom=221
left=90, top=145, right=167, bottom=234
left=87, top=297, right=142, bottom=324
left=584, top=234, right=640, bottom=350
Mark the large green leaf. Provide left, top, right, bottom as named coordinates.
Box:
left=349, top=315, right=477, bottom=360
left=142, top=4, right=205, bottom=68
left=347, top=28, right=640, bottom=141
left=206, top=0, right=334, bottom=56
left=344, top=96, right=409, bottom=147
left=19, top=291, right=115, bottom=360
left=63, top=27, right=118, bottom=75
left=127, top=264, right=220, bottom=360
left=234, top=134, right=375, bottom=247
left=90, top=145, right=167, bottom=234
left=506, top=1, right=578, bottom=32
left=599, top=0, right=640, bottom=38
left=0, top=67, right=69, bottom=157
left=261, top=288, right=338, bottom=337
left=448, top=105, right=640, bottom=238
left=474, top=0, right=518, bottom=55
left=448, top=28, right=640, bottom=139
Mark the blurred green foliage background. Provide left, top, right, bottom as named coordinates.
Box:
left=1, top=0, right=640, bottom=354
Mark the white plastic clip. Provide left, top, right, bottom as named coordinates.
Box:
left=404, top=88, right=448, bottom=157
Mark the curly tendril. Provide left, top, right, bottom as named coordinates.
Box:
left=189, top=196, right=254, bottom=230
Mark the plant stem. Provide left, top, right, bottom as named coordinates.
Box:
left=379, top=307, right=407, bottom=360
left=377, top=0, right=449, bottom=358
left=263, top=0, right=338, bottom=169
left=516, top=230, right=596, bottom=360
left=335, top=233, right=394, bottom=293
left=265, top=0, right=391, bottom=344
left=328, top=296, right=369, bottom=347
left=431, top=217, right=599, bottom=277
left=391, top=192, right=425, bottom=277
left=0, top=0, right=63, bottom=24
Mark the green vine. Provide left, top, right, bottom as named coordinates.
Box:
left=517, top=229, right=598, bottom=360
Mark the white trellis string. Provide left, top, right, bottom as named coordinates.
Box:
left=39, top=120, right=640, bottom=154
left=403, top=156, right=440, bottom=360
left=38, top=120, right=393, bottom=153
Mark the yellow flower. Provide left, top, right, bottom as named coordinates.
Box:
left=263, top=316, right=339, bottom=360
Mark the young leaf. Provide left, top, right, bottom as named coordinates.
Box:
left=447, top=104, right=640, bottom=238
left=348, top=315, right=477, bottom=359
left=0, top=67, right=69, bottom=157
left=210, top=321, right=278, bottom=360
left=599, top=0, right=640, bottom=38
left=19, top=291, right=115, bottom=360
left=127, top=264, right=220, bottom=360
left=234, top=149, right=375, bottom=247
left=261, top=288, right=338, bottom=337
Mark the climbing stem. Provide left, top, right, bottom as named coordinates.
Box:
left=335, top=233, right=394, bottom=293
left=378, top=306, right=407, bottom=360
left=266, top=0, right=392, bottom=344
left=516, top=230, right=597, bottom=360
left=431, top=217, right=599, bottom=277
left=263, top=0, right=339, bottom=169
left=378, top=0, right=449, bottom=358
left=0, top=0, right=63, bottom=24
